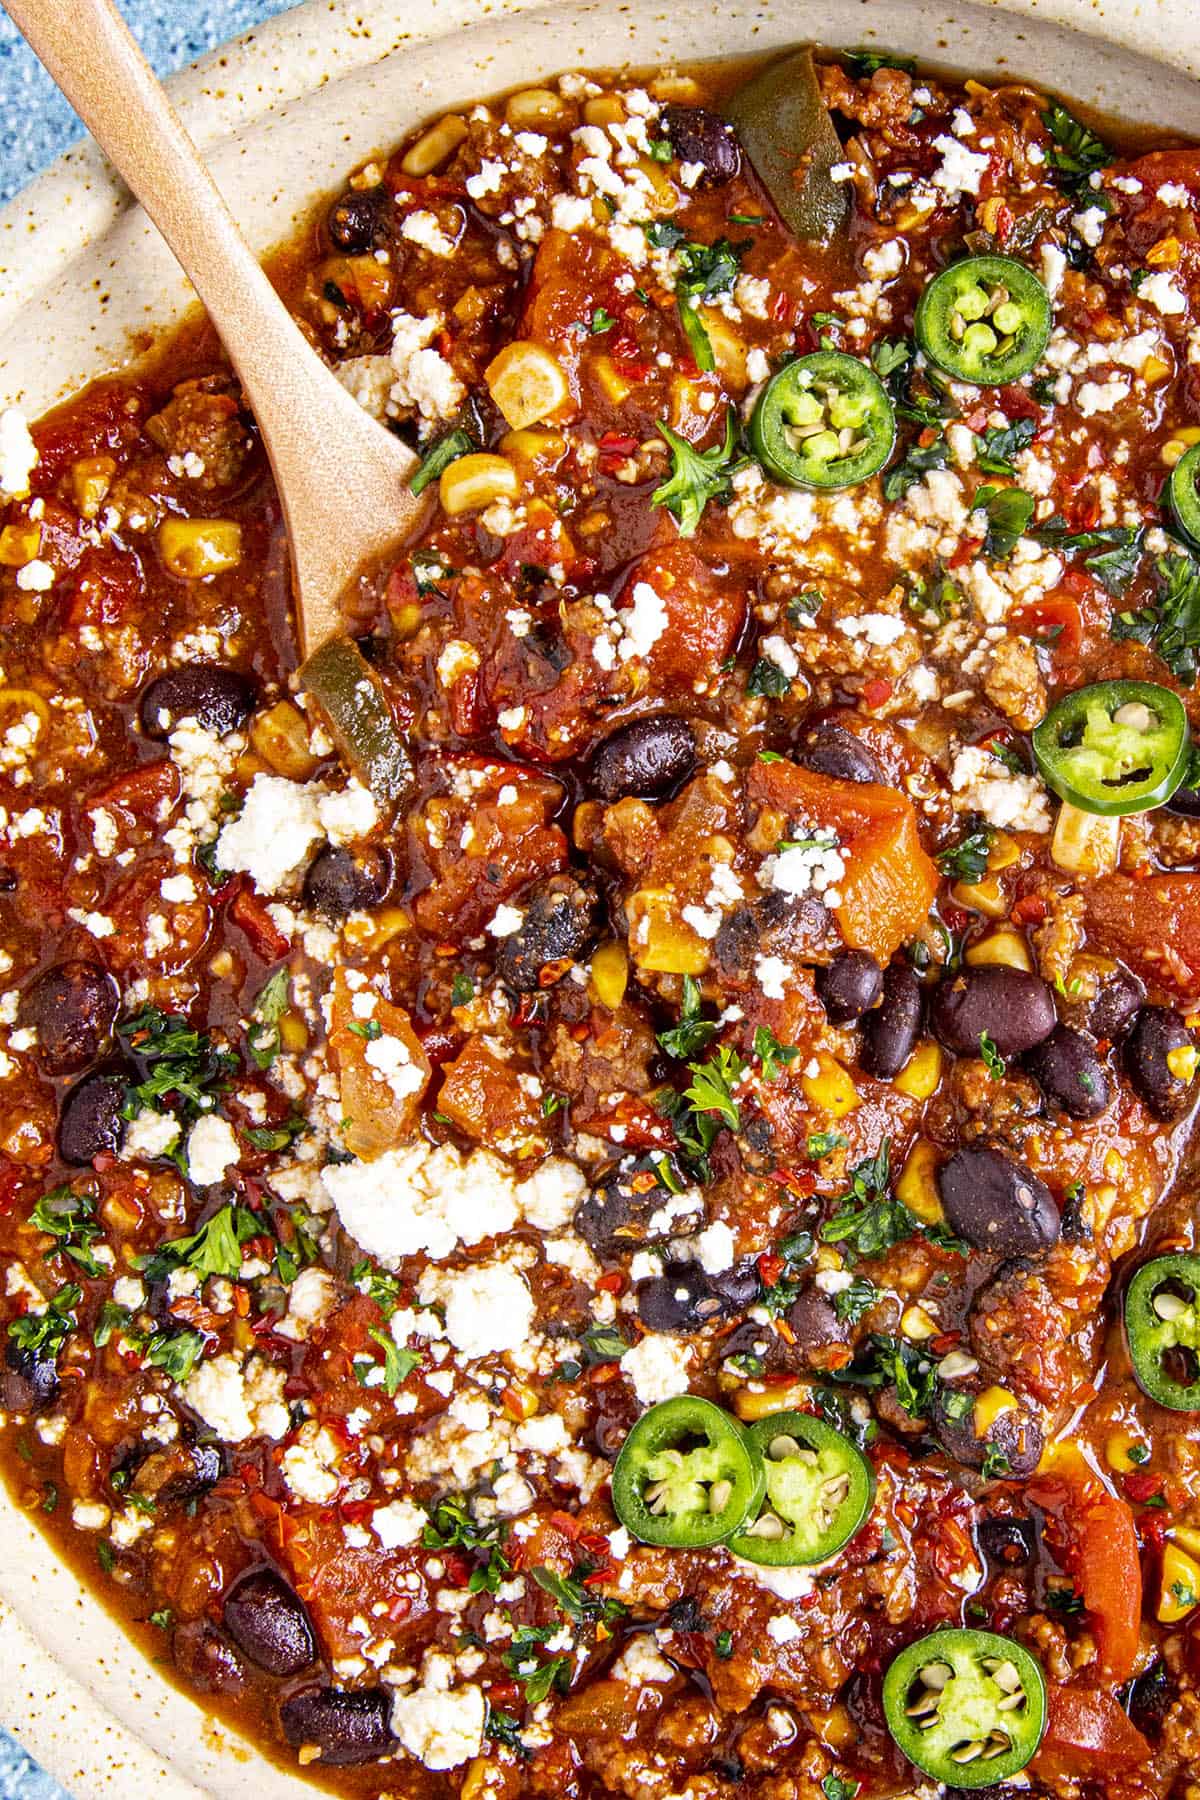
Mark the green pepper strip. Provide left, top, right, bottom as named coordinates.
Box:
left=750, top=351, right=895, bottom=491
left=724, top=47, right=849, bottom=246
left=882, top=1628, right=1048, bottom=1787
left=611, top=1396, right=763, bottom=1548
left=1125, top=1253, right=1200, bottom=1412
left=299, top=636, right=415, bottom=811
left=914, top=255, right=1052, bottom=386
left=728, top=1411, right=874, bottom=1566
left=411, top=427, right=475, bottom=498
left=1169, top=443, right=1200, bottom=550
left=1032, top=678, right=1190, bottom=816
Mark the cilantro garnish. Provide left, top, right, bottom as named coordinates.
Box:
left=652, top=410, right=744, bottom=538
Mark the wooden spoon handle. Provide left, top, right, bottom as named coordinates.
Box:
left=6, top=0, right=418, bottom=655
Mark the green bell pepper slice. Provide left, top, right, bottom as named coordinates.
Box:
left=1125, top=1253, right=1200, bottom=1411
left=1032, top=679, right=1190, bottom=816
left=750, top=350, right=895, bottom=490
left=725, top=48, right=850, bottom=246
left=299, top=636, right=415, bottom=811
left=728, top=1410, right=874, bottom=1566
left=883, top=1627, right=1047, bottom=1787
left=611, top=1395, right=764, bottom=1548
left=914, top=255, right=1052, bottom=386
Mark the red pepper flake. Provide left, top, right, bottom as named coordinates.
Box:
left=596, top=1269, right=625, bottom=1295
left=862, top=677, right=893, bottom=709
left=1011, top=894, right=1048, bottom=925
left=442, top=1551, right=473, bottom=1587
left=1122, top=1471, right=1163, bottom=1505
left=757, top=1252, right=784, bottom=1288
left=550, top=1510, right=581, bottom=1541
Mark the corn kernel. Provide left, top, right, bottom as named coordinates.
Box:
left=896, top=1140, right=944, bottom=1224
left=733, top=1379, right=810, bottom=1422
left=343, top=906, right=410, bottom=951
left=1158, top=1541, right=1200, bottom=1622
left=800, top=1052, right=860, bottom=1119
left=505, top=88, right=568, bottom=129
left=987, top=832, right=1022, bottom=873
left=1173, top=1525, right=1200, bottom=1558
left=951, top=874, right=1008, bottom=919
left=627, top=890, right=709, bottom=975
left=1146, top=236, right=1181, bottom=267
left=400, top=115, right=468, bottom=176
left=0, top=523, right=42, bottom=567
left=901, top=1305, right=937, bottom=1341
left=592, top=354, right=632, bottom=406
left=1167, top=1044, right=1199, bottom=1082
left=279, top=1010, right=308, bottom=1055
left=583, top=93, right=626, bottom=126
left=648, top=75, right=703, bottom=103
left=1163, top=439, right=1189, bottom=468
left=70, top=454, right=117, bottom=520
left=1051, top=800, right=1121, bottom=877
left=250, top=701, right=319, bottom=781
left=501, top=1383, right=538, bottom=1421
left=893, top=1040, right=943, bottom=1101
left=1105, top=1430, right=1148, bottom=1474
left=459, top=1758, right=492, bottom=1800
left=1143, top=354, right=1172, bottom=385
left=590, top=940, right=629, bottom=1010
left=499, top=428, right=566, bottom=470
left=438, top=453, right=519, bottom=517
left=965, top=928, right=1034, bottom=973
left=158, top=517, right=242, bottom=579
left=486, top=340, right=570, bottom=429
left=973, top=1386, right=1017, bottom=1436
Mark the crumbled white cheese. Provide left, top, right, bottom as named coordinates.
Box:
left=930, top=135, right=990, bottom=198
left=419, top=1259, right=535, bottom=1359
left=754, top=953, right=789, bottom=1000
left=371, top=1497, right=427, bottom=1549
left=185, top=1114, right=241, bottom=1187
left=949, top=746, right=1051, bottom=832
left=322, top=1141, right=521, bottom=1264
left=620, top=1333, right=691, bottom=1406
left=0, top=410, right=38, bottom=497
left=400, top=209, right=458, bottom=258
left=1139, top=270, right=1187, bottom=316
left=120, top=1107, right=181, bottom=1163
left=391, top=1678, right=486, bottom=1770
left=181, top=1353, right=289, bottom=1443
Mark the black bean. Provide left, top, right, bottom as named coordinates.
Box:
left=860, top=963, right=923, bottom=1079
left=2, top=1339, right=59, bottom=1413
left=937, top=1146, right=1060, bottom=1256
left=327, top=187, right=392, bottom=253
left=1167, top=779, right=1200, bottom=818
left=1127, top=1660, right=1175, bottom=1743
left=933, top=1385, right=1043, bottom=1478
left=18, top=960, right=119, bottom=1076
left=590, top=715, right=697, bottom=803
left=494, top=873, right=599, bottom=992
left=816, top=950, right=883, bottom=1024
left=574, top=1163, right=670, bottom=1256
left=1087, top=964, right=1144, bottom=1041
left=785, top=1288, right=845, bottom=1357
left=132, top=1441, right=225, bottom=1505
left=705, top=1258, right=761, bottom=1312
left=280, top=1687, right=394, bottom=1766
left=57, top=1070, right=126, bottom=1165
left=930, top=966, right=1056, bottom=1059
left=795, top=723, right=884, bottom=785
left=636, top=1264, right=726, bottom=1334
left=139, top=664, right=256, bottom=739
left=172, top=1622, right=246, bottom=1697
left=660, top=105, right=742, bottom=185
left=976, top=1515, right=1036, bottom=1567
left=224, top=1568, right=315, bottom=1677
left=1126, top=1005, right=1197, bottom=1119
left=302, top=845, right=393, bottom=920
left=1023, top=1026, right=1110, bottom=1119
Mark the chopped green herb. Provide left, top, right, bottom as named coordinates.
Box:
left=937, top=826, right=994, bottom=884
left=973, top=484, right=1036, bottom=559
left=590, top=306, right=617, bottom=333
left=411, top=426, right=476, bottom=497
left=246, top=969, right=292, bottom=1070
left=1042, top=101, right=1113, bottom=192
left=753, top=1024, right=800, bottom=1081
left=979, top=1032, right=1006, bottom=1080
left=657, top=976, right=719, bottom=1061
left=652, top=411, right=744, bottom=538
left=684, top=1044, right=746, bottom=1132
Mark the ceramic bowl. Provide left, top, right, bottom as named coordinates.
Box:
left=0, top=0, right=1198, bottom=1790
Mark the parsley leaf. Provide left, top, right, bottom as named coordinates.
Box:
left=531, top=1565, right=625, bottom=1627
left=1112, top=549, right=1200, bottom=682
left=30, top=1183, right=107, bottom=1278
left=979, top=1032, right=1006, bottom=1079
left=753, top=1024, right=800, bottom=1081
left=973, top=484, right=1035, bottom=559
left=244, top=1114, right=307, bottom=1154
left=937, top=826, right=994, bottom=884
left=503, top=1630, right=572, bottom=1705
left=833, top=1275, right=877, bottom=1325
left=747, top=656, right=792, bottom=699
left=7, top=1282, right=81, bottom=1365
left=119, top=1007, right=236, bottom=1120
left=652, top=411, right=744, bottom=537
left=136, top=1202, right=258, bottom=1283
left=883, top=435, right=950, bottom=502
left=357, top=1327, right=420, bottom=1395
left=141, top=1325, right=206, bottom=1382
left=411, top=426, right=476, bottom=498
left=683, top=1044, right=745, bottom=1132
left=246, top=969, right=291, bottom=1070
left=1042, top=101, right=1113, bottom=193
left=1036, top=518, right=1145, bottom=597
left=820, top=1142, right=918, bottom=1260
left=657, top=976, right=719, bottom=1061
left=976, top=416, right=1037, bottom=477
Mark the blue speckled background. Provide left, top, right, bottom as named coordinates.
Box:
left=0, top=1, right=300, bottom=1781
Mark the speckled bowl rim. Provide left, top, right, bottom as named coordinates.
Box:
left=0, top=0, right=1199, bottom=1793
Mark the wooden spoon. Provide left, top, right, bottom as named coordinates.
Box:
left=6, top=0, right=426, bottom=658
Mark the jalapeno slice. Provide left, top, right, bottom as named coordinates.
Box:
left=611, top=1396, right=764, bottom=1547
left=882, top=1628, right=1047, bottom=1787
left=914, top=255, right=1052, bottom=386
left=1125, top=1253, right=1200, bottom=1411
left=749, top=351, right=895, bottom=490
left=727, top=1411, right=874, bottom=1566
left=1168, top=443, right=1200, bottom=549
left=299, top=635, right=415, bottom=810
left=1031, top=678, right=1190, bottom=816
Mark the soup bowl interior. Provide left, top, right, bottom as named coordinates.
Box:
left=0, top=0, right=1198, bottom=1790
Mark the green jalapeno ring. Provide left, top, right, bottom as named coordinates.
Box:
left=914, top=255, right=1052, bottom=387
left=611, top=1395, right=765, bottom=1548
left=727, top=1410, right=875, bottom=1567
left=1168, top=443, right=1200, bottom=550
left=1032, top=678, right=1191, bottom=816
left=749, top=350, right=896, bottom=491
left=882, top=1627, right=1048, bottom=1787
left=1125, top=1253, right=1200, bottom=1412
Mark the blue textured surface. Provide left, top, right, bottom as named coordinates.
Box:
left=0, top=3, right=302, bottom=1796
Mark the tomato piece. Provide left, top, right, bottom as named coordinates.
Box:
left=1085, top=871, right=1200, bottom=994
left=1012, top=594, right=1083, bottom=660
left=329, top=970, right=431, bottom=1161
left=228, top=885, right=291, bottom=963
left=614, top=544, right=746, bottom=696
left=748, top=759, right=938, bottom=964
left=1030, top=1472, right=1143, bottom=1682
left=1034, top=1684, right=1151, bottom=1779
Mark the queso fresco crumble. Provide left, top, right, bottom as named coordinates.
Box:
left=6, top=40, right=1200, bottom=1798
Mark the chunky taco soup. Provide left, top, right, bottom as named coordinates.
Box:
left=2, top=41, right=1200, bottom=1798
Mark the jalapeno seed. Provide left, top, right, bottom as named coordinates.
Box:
left=914, top=256, right=1052, bottom=386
